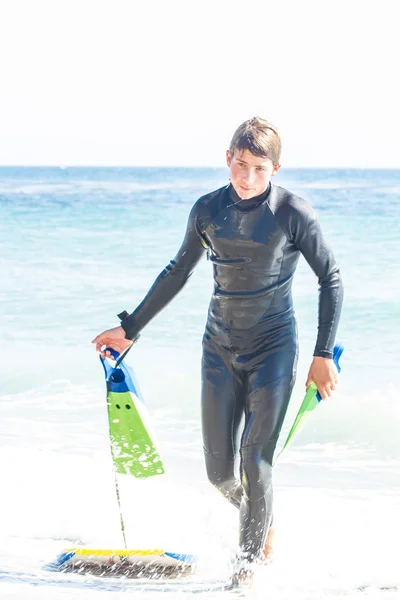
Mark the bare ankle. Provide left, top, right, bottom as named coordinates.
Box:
left=263, top=524, right=275, bottom=561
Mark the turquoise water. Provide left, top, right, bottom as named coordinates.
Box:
left=1, top=167, right=399, bottom=598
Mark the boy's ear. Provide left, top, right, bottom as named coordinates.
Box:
left=272, top=164, right=281, bottom=176
left=226, top=150, right=232, bottom=167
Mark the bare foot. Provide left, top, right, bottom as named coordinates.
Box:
left=263, top=525, right=275, bottom=563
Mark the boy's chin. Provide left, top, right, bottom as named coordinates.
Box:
left=234, top=185, right=263, bottom=200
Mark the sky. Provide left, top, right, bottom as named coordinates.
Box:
left=0, top=0, right=399, bottom=168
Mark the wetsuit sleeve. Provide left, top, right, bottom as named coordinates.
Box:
left=289, top=202, right=344, bottom=359
left=120, top=203, right=207, bottom=340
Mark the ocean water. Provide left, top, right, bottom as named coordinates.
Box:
left=1, top=166, right=399, bottom=599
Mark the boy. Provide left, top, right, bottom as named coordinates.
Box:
left=92, top=117, right=343, bottom=584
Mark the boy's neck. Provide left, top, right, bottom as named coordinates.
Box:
left=229, top=182, right=271, bottom=208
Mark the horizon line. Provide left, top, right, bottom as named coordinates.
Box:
left=1, top=164, right=400, bottom=170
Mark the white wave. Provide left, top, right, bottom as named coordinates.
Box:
left=0, top=178, right=222, bottom=196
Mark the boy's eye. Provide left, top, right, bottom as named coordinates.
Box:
left=256, top=167, right=265, bottom=171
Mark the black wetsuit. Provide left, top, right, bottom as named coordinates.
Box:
left=121, top=182, right=343, bottom=564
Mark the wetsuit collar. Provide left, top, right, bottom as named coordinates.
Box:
left=229, top=182, right=271, bottom=210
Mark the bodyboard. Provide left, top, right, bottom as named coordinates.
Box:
left=48, top=548, right=196, bottom=578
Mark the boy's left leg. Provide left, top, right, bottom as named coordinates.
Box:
left=237, top=332, right=298, bottom=566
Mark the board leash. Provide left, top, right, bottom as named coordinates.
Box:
left=114, top=470, right=128, bottom=549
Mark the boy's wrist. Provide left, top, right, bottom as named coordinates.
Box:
left=313, top=350, right=333, bottom=359
left=117, top=311, right=140, bottom=341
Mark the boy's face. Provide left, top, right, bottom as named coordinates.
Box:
left=226, top=149, right=280, bottom=200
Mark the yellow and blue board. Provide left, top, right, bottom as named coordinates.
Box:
left=49, top=548, right=197, bottom=577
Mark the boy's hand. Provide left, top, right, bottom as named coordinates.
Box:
left=306, top=356, right=339, bottom=400
left=91, top=326, right=132, bottom=358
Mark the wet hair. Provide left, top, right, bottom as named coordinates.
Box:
left=229, top=117, right=281, bottom=166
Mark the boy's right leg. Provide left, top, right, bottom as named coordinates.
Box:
left=201, top=342, right=245, bottom=509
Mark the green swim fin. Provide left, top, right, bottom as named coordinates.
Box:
left=274, top=344, right=344, bottom=464
left=101, top=348, right=165, bottom=479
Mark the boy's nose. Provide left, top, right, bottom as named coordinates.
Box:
left=243, top=169, right=256, bottom=184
